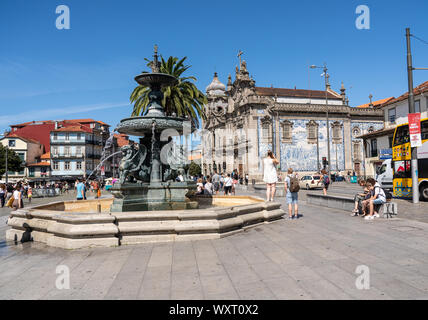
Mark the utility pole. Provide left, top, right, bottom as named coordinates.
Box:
left=406, top=27, right=419, bottom=204
left=324, top=63, right=332, bottom=183
left=5, top=146, right=8, bottom=184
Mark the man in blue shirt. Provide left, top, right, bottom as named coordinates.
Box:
left=76, top=179, right=86, bottom=200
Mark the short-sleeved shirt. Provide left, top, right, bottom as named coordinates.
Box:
left=76, top=183, right=85, bottom=199
left=204, top=183, right=213, bottom=195
left=284, top=175, right=296, bottom=195
left=224, top=177, right=233, bottom=187
left=212, top=174, right=220, bottom=183
left=374, top=183, right=386, bottom=202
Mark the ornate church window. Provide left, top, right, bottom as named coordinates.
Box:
left=281, top=120, right=293, bottom=144
left=262, top=123, right=269, bottom=138
left=306, top=120, right=318, bottom=144
left=331, top=121, right=343, bottom=144
left=353, top=142, right=361, bottom=161
left=260, top=115, right=272, bottom=140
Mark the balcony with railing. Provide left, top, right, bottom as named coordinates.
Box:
left=51, top=153, right=84, bottom=158
left=86, top=153, right=102, bottom=159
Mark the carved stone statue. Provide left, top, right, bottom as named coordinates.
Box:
left=119, top=144, right=151, bottom=184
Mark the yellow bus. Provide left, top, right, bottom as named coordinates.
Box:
left=392, top=117, right=428, bottom=201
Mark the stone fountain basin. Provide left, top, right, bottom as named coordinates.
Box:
left=6, top=196, right=285, bottom=249
left=116, top=116, right=190, bottom=136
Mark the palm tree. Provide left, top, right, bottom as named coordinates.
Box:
left=130, top=56, right=207, bottom=129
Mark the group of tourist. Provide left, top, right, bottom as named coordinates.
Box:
left=262, top=151, right=302, bottom=220
left=351, top=177, right=389, bottom=220
left=0, top=182, right=29, bottom=211
left=262, top=150, right=390, bottom=221
left=194, top=171, right=249, bottom=196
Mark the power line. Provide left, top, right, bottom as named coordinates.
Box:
left=411, top=34, right=428, bottom=46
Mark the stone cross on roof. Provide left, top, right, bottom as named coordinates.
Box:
left=237, top=50, right=244, bottom=70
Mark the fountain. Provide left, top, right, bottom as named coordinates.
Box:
left=5, top=46, right=285, bottom=249
left=110, top=45, right=198, bottom=211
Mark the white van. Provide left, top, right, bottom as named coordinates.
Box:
left=376, top=159, right=393, bottom=190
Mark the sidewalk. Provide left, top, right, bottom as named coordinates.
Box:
left=1, top=188, right=428, bottom=299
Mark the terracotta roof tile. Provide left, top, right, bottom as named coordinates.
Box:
left=52, top=125, right=92, bottom=133
left=356, top=97, right=395, bottom=109
left=41, top=152, right=50, bottom=159
left=4, top=134, right=41, bottom=145
left=27, top=161, right=51, bottom=167
left=114, top=133, right=133, bottom=147
left=382, top=80, right=428, bottom=108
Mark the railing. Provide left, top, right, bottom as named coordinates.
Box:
left=50, top=140, right=85, bottom=145
left=51, top=153, right=84, bottom=158
left=32, top=188, right=61, bottom=198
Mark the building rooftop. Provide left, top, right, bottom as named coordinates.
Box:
left=255, top=87, right=342, bottom=100
left=113, top=133, right=133, bottom=147
left=355, top=97, right=395, bottom=109
left=27, top=161, right=51, bottom=167
left=382, top=80, right=428, bottom=108
left=41, top=152, right=50, bottom=159
left=52, top=125, right=92, bottom=133
left=1, top=134, right=41, bottom=145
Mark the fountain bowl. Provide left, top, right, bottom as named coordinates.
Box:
left=116, top=115, right=191, bottom=135
left=134, top=72, right=178, bottom=88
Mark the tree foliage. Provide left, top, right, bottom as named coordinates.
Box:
left=130, top=56, right=207, bottom=129
left=0, top=144, right=24, bottom=178
left=188, top=161, right=201, bottom=177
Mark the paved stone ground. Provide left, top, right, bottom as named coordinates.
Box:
left=1, top=187, right=428, bottom=300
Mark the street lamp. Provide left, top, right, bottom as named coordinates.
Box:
left=310, top=63, right=331, bottom=182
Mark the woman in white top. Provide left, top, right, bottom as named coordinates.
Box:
left=263, top=151, right=280, bottom=201
left=196, top=178, right=204, bottom=195
left=12, top=183, right=23, bottom=211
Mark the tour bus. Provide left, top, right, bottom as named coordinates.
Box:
left=392, top=117, right=428, bottom=201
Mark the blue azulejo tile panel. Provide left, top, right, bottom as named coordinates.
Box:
left=278, top=119, right=345, bottom=172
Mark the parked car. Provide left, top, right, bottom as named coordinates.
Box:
left=331, top=173, right=344, bottom=182
left=299, top=175, right=322, bottom=190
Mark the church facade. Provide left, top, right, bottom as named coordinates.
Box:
left=201, top=60, right=384, bottom=181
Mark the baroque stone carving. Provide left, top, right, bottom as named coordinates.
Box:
left=119, top=144, right=151, bottom=184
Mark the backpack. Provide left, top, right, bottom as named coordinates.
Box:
left=289, top=176, right=300, bottom=193
left=323, top=175, right=330, bottom=185
left=385, top=190, right=393, bottom=201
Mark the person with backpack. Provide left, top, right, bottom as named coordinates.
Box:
left=364, top=178, right=387, bottom=220
left=320, top=169, right=330, bottom=195
left=284, top=168, right=300, bottom=220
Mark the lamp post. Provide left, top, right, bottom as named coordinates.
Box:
left=310, top=63, right=331, bottom=182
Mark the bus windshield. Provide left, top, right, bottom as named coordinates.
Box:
left=393, top=124, right=409, bottom=146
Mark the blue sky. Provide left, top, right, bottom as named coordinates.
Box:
left=1, top=0, right=427, bottom=137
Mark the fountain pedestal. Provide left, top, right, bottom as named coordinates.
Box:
left=110, top=182, right=198, bottom=212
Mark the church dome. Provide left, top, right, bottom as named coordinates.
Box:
left=206, top=72, right=226, bottom=96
